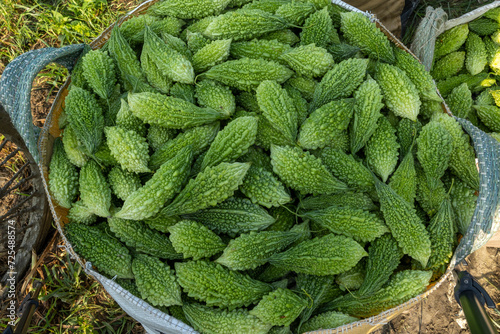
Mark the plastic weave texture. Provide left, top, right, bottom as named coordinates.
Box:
left=0, top=44, right=85, bottom=163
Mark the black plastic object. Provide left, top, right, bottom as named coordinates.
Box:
left=2, top=280, right=43, bottom=334
left=454, top=270, right=496, bottom=334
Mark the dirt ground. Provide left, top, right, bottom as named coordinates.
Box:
left=376, top=246, right=500, bottom=334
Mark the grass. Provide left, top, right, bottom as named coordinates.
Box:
left=1, top=0, right=499, bottom=333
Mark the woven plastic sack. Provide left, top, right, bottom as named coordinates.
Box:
left=411, top=1, right=500, bottom=71
left=1, top=0, right=498, bottom=333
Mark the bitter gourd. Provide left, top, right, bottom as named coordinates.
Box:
left=465, top=32, right=488, bottom=75
left=298, top=98, right=354, bottom=150
left=303, top=206, right=388, bottom=242
left=310, top=58, right=368, bottom=111
left=374, top=177, right=431, bottom=267
left=240, top=165, right=291, bottom=208
left=62, top=125, right=88, bottom=167
left=104, top=126, right=150, bottom=173
left=108, top=166, right=142, bottom=201
left=389, top=149, right=417, bottom=206
left=147, top=124, right=176, bottom=151
left=65, top=223, right=133, bottom=278
left=300, top=311, right=359, bottom=333
left=175, top=260, right=273, bottom=309
left=376, top=63, right=421, bottom=121
left=365, top=117, right=400, bottom=182
left=64, top=87, right=105, bottom=155
left=300, top=7, right=332, bottom=48
left=286, top=75, right=317, bottom=101
left=49, top=139, right=79, bottom=209
left=183, top=303, right=272, bottom=334
left=161, top=162, right=250, bottom=216
left=349, top=76, right=383, bottom=154
left=168, top=220, right=226, bottom=260
left=192, top=39, right=232, bottom=73
left=201, top=116, right=258, bottom=170
left=185, top=197, right=275, bottom=234
left=474, top=104, right=500, bottom=131
left=434, top=24, right=469, bottom=59
left=204, top=9, right=290, bottom=41
left=269, top=234, right=367, bottom=276
left=446, top=83, right=473, bottom=119
left=319, top=147, right=374, bottom=192
left=216, top=230, right=301, bottom=270
left=230, top=38, right=291, bottom=64
left=186, top=31, right=210, bottom=54
left=67, top=201, right=97, bottom=225
left=275, top=1, right=316, bottom=25
left=140, top=50, right=173, bottom=95
left=79, top=160, right=111, bottom=217
left=132, top=253, right=182, bottom=307
left=149, top=0, right=231, bottom=19
left=298, top=192, right=377, bottom=212
left=108, top=217, right=182, bottom=259
left=449, top=177, right=477, bottom=235
left=242, top=0, right=290, bottom=13
left=81, top=49, right=117, bottom=101
left=250, top=288, right=308, bottom=326
left=115, top=99, right=146, bottom=137
left=256, top=80, right=298, bottom=143
left=270, top=145, right=348, bottom=195
left=280, top=44, right=334, bottom=78
left=340, top=11, right=395, bottom=63
left=469, top=18, right=498, bottom=36
left=431, top=51, right=466, bottom=81
left=261, top=29, right=300, bottom=45
left=128, top=92, right=226, bottom=129
left=195, top=80, right=235, bottom=117
left=114, top=146, right=192, bottom=220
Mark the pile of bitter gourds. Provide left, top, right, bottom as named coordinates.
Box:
left=48, top=0, right=484, bottom=333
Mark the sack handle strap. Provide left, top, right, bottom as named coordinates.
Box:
left=0, top=44, right=85, bottom=163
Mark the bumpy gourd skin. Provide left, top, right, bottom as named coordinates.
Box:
left=374, top=177, right=431, bottom=267
left=82, top=49, right=117, bottom=101
left=132, top=253, right=182, bottom=307
left=415, top=166, right=447, bottom=217
left=108, top=26, right=145, bottom=88
left=140, top=50, right=172, bottom=95
left=108, top=166, right=142, bottom=201
left=187, top=31, right=211, bottom=53
left=397, top=118, right=421, bottom=158
left=161, top=162, right=251, bottom=216
left=128, top=92, right=226, bottom=129
left=149, top=0, right=231, bottom=19
left=449, top=177, right=477, bottom=235
left=142, top=26, right=194, bottom=84
left=298, top=98, right=354, bottom=150
left=389, top=149, right=417, bottom=206
left=394, top=48, right=441, bottom=102
left=64, top=223, right=133, bottom=278
left=474, top=104, right=500, bottom=132
left=62, top=125, right=88, bottom=167
left=286, top=75, right=317, bottom=101
left=416, top=121, right=453, bottom=183
left=203, top=58, right=294, bottom=91
left=149, top=122, right=219, bottom=170
left=285, top=85, right=308, bottom=125
left=143, top=212, right=181, bottom=233
left=250, top=288, right=308, bottom=326
left=262, top=29, right=300, bottom=45
left=49, top=139, right=79, bottom=209
left=64, top=87, right=105, bottom=155
left=300, top=311, right=359, bottom=333
left=270, top=145, right=348, bottom=195
left=432, top=113, right=479, bottom=190
left=231, top=39, right=291, bottom=64
left=192, top=39, right=232, bottom=73
left=320, top=147, right=374, bottom=192
left=114, top=146, right=192, bottom=220
left=183, top=303, right=272, bottom=334
left=349, top=76, right=384, bottom=154
left=104, top=126, right=150, bottom=173
left=275, top=1, right=315, bottom=25
left=269, top=234, right=367, bottom=276
left=67, top=200, right=97, bottom=225
left=321, top=270, right=432, bottom=317
left=256, top=80, right=298, bottom=144
left=201, top=116, right=258, bottom=170
left=161, top=33, right=193, bottom=60
left=240, top=165, right=292, bottom=208
left=175, top=260, right=273, bottom=309
left=184, top=197, right=275, bottom=234
left=469, top=17, right=498, bottom=36
left=170, top=82, right=196, bottom=103
left=431, top=51, right=466, bottom=81
left=115, top=99, right=147, bottom=137
left=446, top=83, right=472, bottom=119
left=465, top=32, right=488, bottom=75
left=376, top=63, right=421, bottom=121
left=310, top=58, right=368, bottom=112
left=254, top=113, right=294, bottom=149
left=79, top=160, right=111, bottom=217
left=195, top=80, right=236, bottom=117
left=147, top=124, right=175, bottom=151
left=120, top=15, right=184, bottom=43
left=204, top=9, right=290, bottom=41
left=434, top=24, right=469, bottom=59
left=357, top=234, right=403, bottom=297
left=242, top=0, right=289, bottom=13
left=108, top=217, right=182, bottom=260
left=300, top=7, right=332, bottom=48
left=298, top=192, right=377, bottom=212
left=425, top=197, right=456, bottom=273
left=168, top=220, right=226, bottom=260
left=340, top=11, right=395, bottom=63
left=303, top=207, right=389, bottom=243
left=365, top=117, right=400, bottom=183
left=216, top=230, right=301, bottom=270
